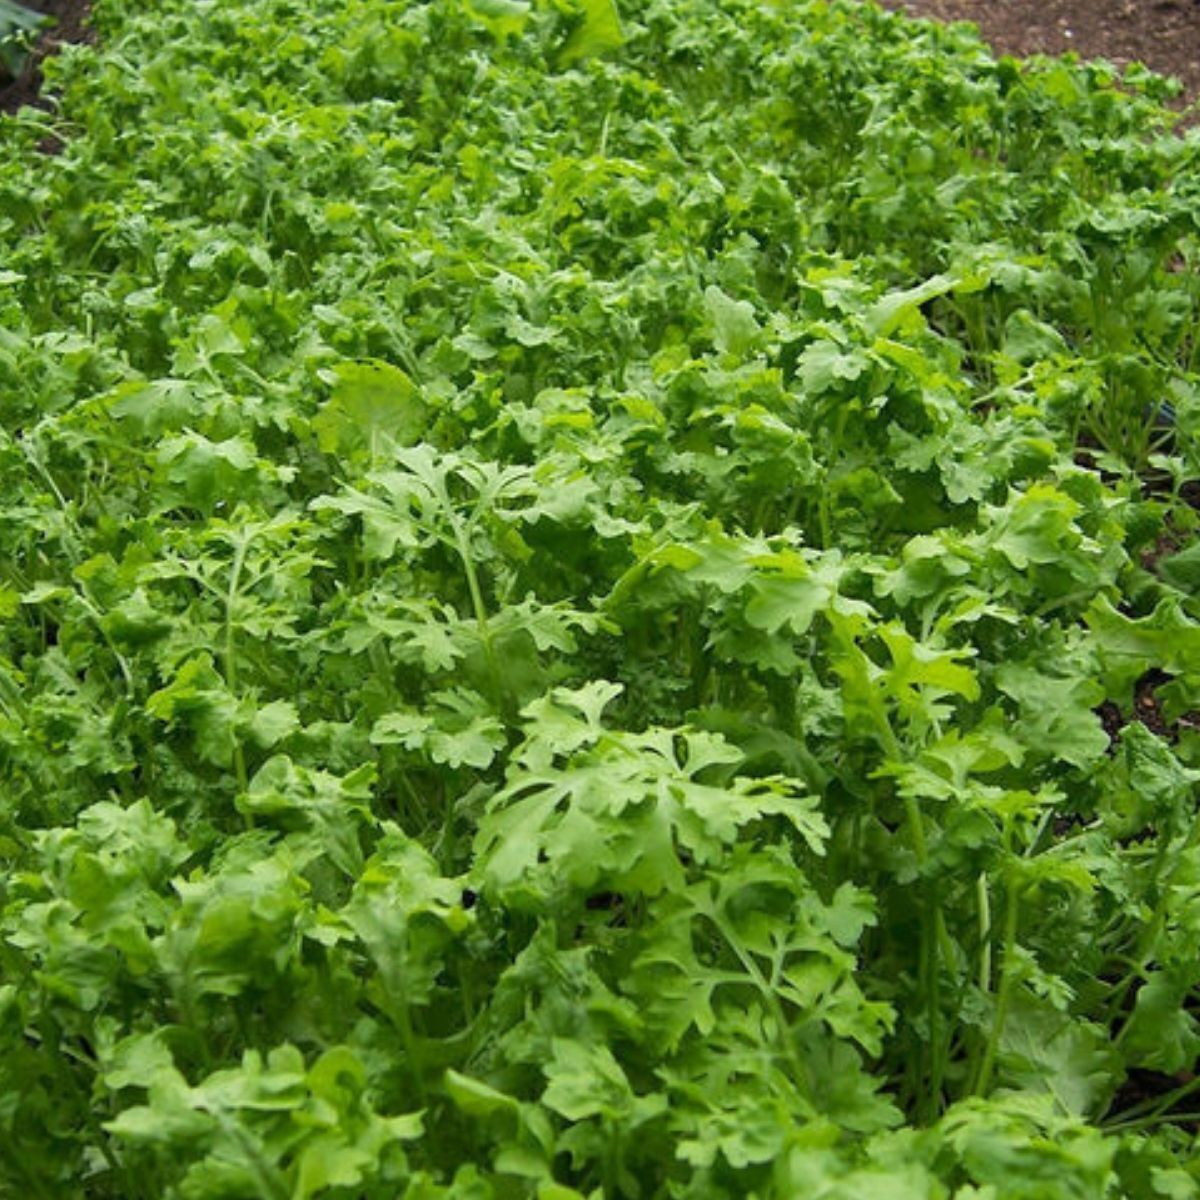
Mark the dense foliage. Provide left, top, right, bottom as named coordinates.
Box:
left=3, top=0, right=1200, bottom=1194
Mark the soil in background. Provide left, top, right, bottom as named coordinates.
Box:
left=0, top=0, right=92, bottom=114
left=879, top=0, right=1200, bottom=109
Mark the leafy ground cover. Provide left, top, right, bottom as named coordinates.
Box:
left=3, top=0, right=1200, bottom=1194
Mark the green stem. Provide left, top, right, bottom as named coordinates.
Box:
left=921, top=902, right=943, bottom=1122
left=76, top=591, right=136, bottom=696
left=1105, top=847, right=1175, bottom=1027
left=22, top=442, right=83, bottom=561
left=714, top=913, right=807, bottom=1088
left=453, top=520, right=512, bottom=722
left=903, top=795, right=928, bottom=861
left=367, top=640, right=394, bottom=698
left=974, top=877, right=1020, bottom=1097
left=976, top=872, right=992, bottom=994
left=1105, top=1110, right=1200, bottom=1134
left=391, top=992, right=428, bottom=1105
left=602, top=1120, right=620, bottom=1200
left=224, top=535, right=251, bottom=795
left=873, top=695, right=949, bottom=1118
left=1108, top=1073, right=1200, bottom=1127
left=217, top=1114, right=291, bottom=1200
left=904, top=793, right=950, bottom=1121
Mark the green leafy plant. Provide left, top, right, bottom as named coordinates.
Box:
left=0, top=0, right=44, bottom=79
left=1, top=0, right=1200, bottom=1194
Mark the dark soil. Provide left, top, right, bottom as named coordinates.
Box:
left=878, top=0, right=1200, bottom=109
left=1110, top=1066, right=1198, bottom=1127
left=1099, top=668, right=1200, bottom=745
left=0, top=0, right=92, bottom=115
left=1099, top=670, right=1174, bottom=742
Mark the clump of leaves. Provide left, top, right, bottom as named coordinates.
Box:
left=1, top=0, right=1200, bottom=1195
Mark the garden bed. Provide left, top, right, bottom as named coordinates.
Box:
left=3, top=0, right=1200, bottom=1195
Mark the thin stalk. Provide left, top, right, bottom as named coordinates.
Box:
left=1105, top=1110, right=1200, bottom=1134
left=17, top=448, right=138, bottom=696
left=714, top=913, right=808, bottom=1088
left=21, top=442, right=84, bottom=561
left=976, top=872, right=992, bottom=993
left=452, top=519, right=513, bottom=723
left=903, top=792, right=948, bottom=1122
left=1107, top=1073, right=1200, bottom=1127
left=921, top=901, right=944, bottom=1123
left=1106, top=841, right=1176, bottom=1027
left=224, top=535, right=251, bottom=796
left=974, top=878, right=1020, bottom=1097
left=602, top=1120, right=620, bottom=1200
left=874, top=691, right=951, bottom=1120
left=75, top=591, right=135, bottom=696
left=217, top=1114, right=291, bottom=1200
left=390, top=990, right=428, bottom=1106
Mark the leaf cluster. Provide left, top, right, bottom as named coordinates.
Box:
left=2, top=0, right=1200, bottom=1195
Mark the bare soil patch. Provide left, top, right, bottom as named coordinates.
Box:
left=879, top=0, right=1200, bottom=108
left=0, top=0, right=92, bottom=115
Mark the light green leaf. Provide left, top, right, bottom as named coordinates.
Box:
left=557, top=0, right=623, bottom=66
left=704, top=286, right=759, bottom=357
left=314, top=360, right=427, bottom=457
